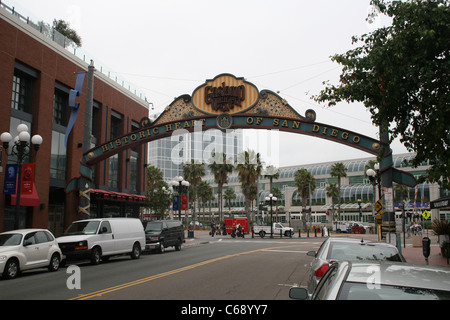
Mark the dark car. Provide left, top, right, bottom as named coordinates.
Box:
left=143, top=220, right=184, bottom=253
left=306, top=237, right=406, bottom=294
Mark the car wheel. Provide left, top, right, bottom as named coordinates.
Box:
left=259, top=231, right=266, bottom=238
left=3, top=259, right=19, bottom=280
left=175, top=239, right=181, bottom=251
left=48, top=253, right=61, bottom=272
left=159, top=241, right=165, bottom=254
left=130, top=243, right=141, bottom=259
left=90, top=247, right=101, bottom=265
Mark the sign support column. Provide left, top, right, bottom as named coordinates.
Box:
left=78, top=60, right=94, bottom=220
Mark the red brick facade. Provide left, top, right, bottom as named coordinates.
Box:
left=0, top=9, right=148, bottom=234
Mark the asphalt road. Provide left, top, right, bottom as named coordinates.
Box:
left=0, top=235, right=323, bottom=301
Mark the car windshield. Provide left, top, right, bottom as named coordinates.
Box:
left=145, top=222, right=162, bottom=232
left=328, top=242, right=403, bottom=262
left=0, top=234, right=22, bottom=246
left=63, top=221, right=100, bottom=236
left=338, top=282, right=450, bottom=300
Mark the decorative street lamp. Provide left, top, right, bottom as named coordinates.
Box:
left=265, top=193, right=277, bottom=238
left=366, top=163, right=381, bottom=239
left=1, top=124, right=43, bottom=229
left=171, top=176, right=190, bottom=221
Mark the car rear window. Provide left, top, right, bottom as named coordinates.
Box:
left=328, top=242, right=403, bottom=262
left=338, top=282, right=450, bottom=300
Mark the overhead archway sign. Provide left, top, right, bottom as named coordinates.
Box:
left=81, top=73, right=416, bottom=188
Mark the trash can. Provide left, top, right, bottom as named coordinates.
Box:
left=188, top=230, right=194, bottom=238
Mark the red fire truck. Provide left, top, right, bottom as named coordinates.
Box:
left=224, top=217, right=249, bottom=234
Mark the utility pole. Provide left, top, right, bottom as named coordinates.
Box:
left=78, top=60, right=94, bottom=220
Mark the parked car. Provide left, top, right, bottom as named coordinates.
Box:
left=143, top=220, right=184, bottom=253
left=0, top=229, right=62, bottom=279
left=306, top=237, right=406, bottom=294
left=291, top=261, right=450, bottom=300
left=57, top=218, right=145, bottom=265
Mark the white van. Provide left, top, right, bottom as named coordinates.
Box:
left=57, top=218, right=145, bottom=265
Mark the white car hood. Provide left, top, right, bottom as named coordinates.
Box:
left=56, top=235, right=90, bottom=243
left=0, top=245, right=20, bottom=254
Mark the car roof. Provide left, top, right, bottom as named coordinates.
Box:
left=0, top=228, right=48, bottom=235
left=328, top=237, right=396, bottom=247
left=346, top=261, right=450, bottom=291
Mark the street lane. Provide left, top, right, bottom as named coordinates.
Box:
left=0, top=237, right=321, bottom=300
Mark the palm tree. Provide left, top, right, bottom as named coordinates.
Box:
left=235, top=150, right=263, bottom=221
left=326, top=183, right=339, bottom=226
left=208, top=152, right=234, bottom=222
left=182, top=159, right=205, bottom=223
left=197, top=180, right=213, bottom=219
left=263, top=165, right=279, bottom=193
left=330, top=162, right=347, bottom=220
left=223, top=188, right=236, bottom=211
left=294, top=168, right=316, bottom=231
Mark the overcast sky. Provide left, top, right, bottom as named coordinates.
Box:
left=9, top=0, right=408, bottom=167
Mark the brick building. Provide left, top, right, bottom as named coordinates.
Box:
left=0, top=5, right=149, bottom=235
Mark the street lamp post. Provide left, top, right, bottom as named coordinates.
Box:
left=1, top=124, right=43, bottom=230
left=171, top=176, right=189, bottom=221
left=265, top=193, right=277, bottom=238
left=367, top=163, right=381, bottom=239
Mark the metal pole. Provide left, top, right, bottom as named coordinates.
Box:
left=78, top=60, right=95, bottom=220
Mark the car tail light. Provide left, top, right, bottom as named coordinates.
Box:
left=314, top=263, right=329, bottom=278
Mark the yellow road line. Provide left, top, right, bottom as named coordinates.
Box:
left=70, top=244, right=299, bottom=300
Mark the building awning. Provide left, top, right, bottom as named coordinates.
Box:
left=11, top=184, right=40, bottom=207
left=90, top=189, right=146, bottom=203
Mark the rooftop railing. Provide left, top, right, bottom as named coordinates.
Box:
left=1, top=0, right=149, bottom=103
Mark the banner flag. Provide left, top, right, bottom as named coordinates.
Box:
left=65, top=72, right=86, bottom=148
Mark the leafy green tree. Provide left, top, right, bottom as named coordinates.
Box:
left=145, top=166, right=171, bottom=219
left=314, top=0, right=450, bottom=188
left=53, top=19, right=82, bottom=47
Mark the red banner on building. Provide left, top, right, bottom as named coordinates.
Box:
left=181, top=195, right=189, bottom=211
left=21, top=163, right=34, bottom=194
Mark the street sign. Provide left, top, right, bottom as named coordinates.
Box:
left=384, top=187, right=394, bottom=212
left=422, top=210, right=431, bottom=220
left=375, top=199, right=383, bottom=214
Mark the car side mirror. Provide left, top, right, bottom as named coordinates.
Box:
left=289, top=287, right=309, bottom=300
left=307, top=251, right=317, bottom=257
left=23, top=240, right=33, bottom=247
left=99, top=227, right=108, bottom=234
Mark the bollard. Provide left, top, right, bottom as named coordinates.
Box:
left=280, top=229, right=283, bottom=238
left=314, top=229, right=317, bottom=237
left=299, top=228, right=301, bottom=238
left=422, top=237, right=431, bottom=265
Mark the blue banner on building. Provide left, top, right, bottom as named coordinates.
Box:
left=3, top=164, right=18, bottom=195
left=173, top=195, right=179, bottom=211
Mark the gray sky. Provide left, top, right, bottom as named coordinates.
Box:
left=10, top=0, right=408, bottom=167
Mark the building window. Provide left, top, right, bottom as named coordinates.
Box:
left=108, top=111, right=122, bottom=189
left=53, top=89, right=69, bottom=126
left=50, top=131, right=67, bottom=180
left=11, top=72, right=33, bottom=113
left=11, top=61, right=37, bottom=114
